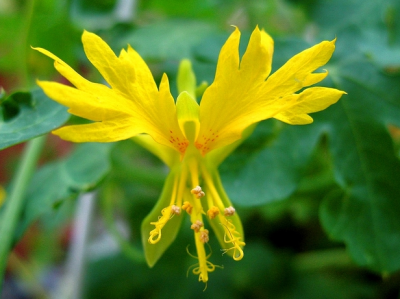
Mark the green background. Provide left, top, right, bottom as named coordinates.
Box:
left=0, top=0, right=400, bottom=298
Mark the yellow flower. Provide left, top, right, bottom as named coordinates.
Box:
left=34, top=26, right=345, bottom=283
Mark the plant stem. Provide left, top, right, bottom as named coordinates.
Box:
left=18, top=0, right=36, bottom=88
left=0, top=135, right=46, bottom=292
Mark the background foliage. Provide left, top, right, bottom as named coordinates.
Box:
left=0, top=0, right=400, bottom=298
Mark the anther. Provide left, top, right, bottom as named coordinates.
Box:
left=199, top=229, right=209, bottom=243
left=171, top=205, right=181, bottom=215
left=207, top=206, right=220, bottom=219
left=182, top=201, right=193, bottom=214
left=191, top=186, right=205, bottom=198
left=191, top=220, right=204, bottom=233
left=224, top=206, right=236, bottom=216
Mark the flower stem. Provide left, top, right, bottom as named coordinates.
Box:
left=0, top=135, right=46, bottom=292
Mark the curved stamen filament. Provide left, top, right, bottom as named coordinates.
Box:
left=148, top=206, right=173, bottom=244
left=219, top=216, right=245, bottom=261
left=186, top=239, right=222, bottom=283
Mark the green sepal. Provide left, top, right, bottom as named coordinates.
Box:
left=176, top=91, right=200, bottom=142
left=141, top=169, right=184, bottom=267
left=205, top=168, right=244, bottom=258
left=195, top=81, right=208, bottom=98
left=177, top=59, right=196, bottom=99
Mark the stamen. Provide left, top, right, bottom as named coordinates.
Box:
left=148, top=206, right=172, bottom=244
left=199, top=229, right=209, bottom=243
left=191, top=220, right=204, bottom=233
left=224, top=206, right=235, bottom=216
left=182, top=201, right=193, bottom=214
left=219, top=218, right=245, bottom=261
left=186, top=242, right=223, bottom=284
left=171, top=205, right=181, bottom=215
left=191, top=185, right=205, bottom=198
left=207, top=206, right=220, bottom=219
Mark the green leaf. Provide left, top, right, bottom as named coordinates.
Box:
left=118, top=20, right=218, bottom=61
left=221, top=120, right=324, bottom=206
left=308, top=0, right=400, bottom=70
left=319, top=57, right=400, bottom=273
left=16, top=143, right=113, bottom=238
left=0, top=89, right=69, bottom=150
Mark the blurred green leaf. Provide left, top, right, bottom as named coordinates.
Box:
left=16, top=142, right=113, bottom=238
left=308, top=0, right=400, bottom=70
left=0, top=89, right=69, bottom=150
left=119, top=20, right=219, bottom=61
left=221, top=120, right=324, bottom=206
left=70, top=0, right=133, bottom=30
left=319, top=57, right=400, bottom=273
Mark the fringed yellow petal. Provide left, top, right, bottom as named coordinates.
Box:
left=138, top=73, right=189, bottom=154
left=196, top=27, right=274, bottom=155
left=82, top=31, right=137, bottom=96
left=240, top=26, right=274, bottom=82
left=37, top=80, right=133, bottom=121
left=32, top=46, right=103, bottom=93
left=132, top=134, right=180, bottom=168
left=263, top=39, right=336, bottom=98
left=274, top=87, right=346, bottom=124
left=52, top=120, right=137, bottom=142
left=82, top=32, right=188, bottom=153
left=36, top=32, right=187, bottom=154
left=196, top=31, right=343, bottom=155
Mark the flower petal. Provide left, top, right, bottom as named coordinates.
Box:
left=274, top=87, right=346, bottom=124
left=81, top=31, right=137, bottom=96
left=37, top=80, right=134, bottom=121
left=35, top=33, right=188, bottom=154
left=32, top=46, right=103, bottom=93
left=195, top=27, right=274, bottom=155
left=262, top=39, right=336, bottom=98
left=196, top=30, right=342, bottom=155
left=52, top=120, right=137, bottom=142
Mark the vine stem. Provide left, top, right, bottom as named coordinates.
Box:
left=0, top=135, right=46, bottom=292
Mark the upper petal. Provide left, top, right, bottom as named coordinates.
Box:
left=196, top=27, right=274, bottom=155
left=274, top=87, right=346, bottom=124
left=196, top=29, right=342, bottom=155
left=263, top=39, right=336, bottom=98
left=34, top=32, right=188, bottom=154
